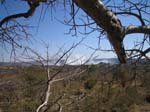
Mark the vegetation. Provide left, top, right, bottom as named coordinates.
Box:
left=0, top=64, right=150, bottom=112
left=1, top=0, right=150, bottom=111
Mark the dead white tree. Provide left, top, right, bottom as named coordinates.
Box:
left=16, top=38, right=87, bottom=112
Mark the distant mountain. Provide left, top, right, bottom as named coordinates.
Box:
left=0, top=58, right=149, bottom=66
left=91, top=58, right=150, bottom=64
left=92, top=58, right=119, bottom=64
left=0, top=59, right=66, bottom=67
left=0, top=62, right=34, bottom=67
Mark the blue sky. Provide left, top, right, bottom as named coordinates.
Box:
left=0, top=0, right=148, bottom=62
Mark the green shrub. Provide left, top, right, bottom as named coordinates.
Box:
left=111, top=103, right=128, bottom=112
left=88, top=64, right=97, bottom=73
left=125, top=87, right=142, bottom=103
left=84, top=79, right=97, bottom=90
left=23, top=66, right=47, bottom=84
left=22, top=100, right=39, bottom=112
left=83, top=96, right=95, bottom=112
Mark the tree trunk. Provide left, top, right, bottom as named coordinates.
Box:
left=74, top=0, right=126, bottom=63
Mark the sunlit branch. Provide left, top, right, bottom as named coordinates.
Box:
left=125, top=25, right=150, bottom=35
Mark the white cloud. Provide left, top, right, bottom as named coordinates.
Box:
left=67, top=54, right=87, bottom=65
left=66, top=51, right=117, bottom=65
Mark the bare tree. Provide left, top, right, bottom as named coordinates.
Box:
left=15, top=39, right=88, bottom=112
left=73, top=0, right=150, bottom=63
left=1, top=1, right=150, bottom=112
left=1, top=0, right=150, bottom=61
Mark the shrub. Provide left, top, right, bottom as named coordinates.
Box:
left=83, top=96, right=95, bottom=112
left=88, top=64, right=97, bottom=73
left=22, top=100, right=39, bottom=112
left=145, top=95, right=150, bottom=103
left=111, top=103, right=128, bottom=112
left=84, top=79, right=97, bottom=90
left=125, top=87, right=142, bottom=104
left=23, top=66, right=47, bottom=85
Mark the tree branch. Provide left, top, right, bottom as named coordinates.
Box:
left=125, top=25, right=150, bottom=35
left=126, top=48, right=150, bottom=61
left=115, top=12, right=145, bottom=25
left=74, top=0, right=126, bottom=63
left=0, top=0, right=40, bottom=27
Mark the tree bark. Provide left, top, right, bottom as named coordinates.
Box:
left=125, top=25, right=150, bottom=35
left=0, top=0, right=43, bottom=27
left=74, top=0, right=126, bottom=63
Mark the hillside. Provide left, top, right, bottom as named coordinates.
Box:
left=0, top=64, right=150, bottom=112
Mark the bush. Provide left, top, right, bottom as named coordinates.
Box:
left=84, top=79, right=97, bottom=90
left=125, top=87, right=142, bottom=104
left=111, top=103, right=128, bottom=112
left=83, top=96, right=95, bottom=112
left=23, top=66, right=47, bottom=85
left=145, top=95, right=150, bottom=103
left=88, top=64, right=97, bottom=73
left=22, top=100, right=39, bottom=112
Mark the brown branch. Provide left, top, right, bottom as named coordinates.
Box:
left=0, top=0, right=40, bottom=27
left=115, top=12, right=145, bottom=25
left=74, top=0, right=126, bottom=63
left=126, top=48, right=150, bottom=60
left=125, top=25, right=150, bottom=35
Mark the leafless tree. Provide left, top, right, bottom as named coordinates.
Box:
left=1, top=1, right=150, bottom=111
left=15, top=39, right=88, bottom=112
left=1, top=0, right=150, bottom=63
left=70, top=0, right=150, bottom=63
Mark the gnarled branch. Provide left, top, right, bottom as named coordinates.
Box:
left=74, top=0, right=126, bottom=63
left=0, top=0, right=42, bottom=27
